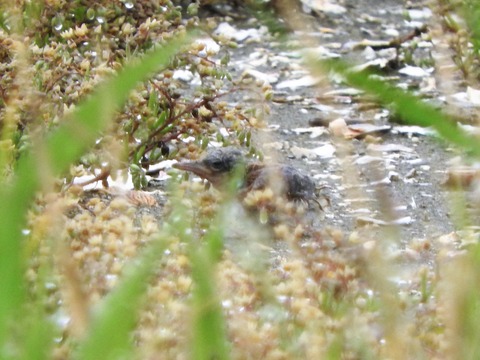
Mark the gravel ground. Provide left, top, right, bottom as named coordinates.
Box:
left=223, top=0, right=455, bottom=247
left=44, top=1, right=478, bottom=358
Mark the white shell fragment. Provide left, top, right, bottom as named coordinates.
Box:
left=194, top=38, right=220, bottom=53
left=392, top=126, right=435, bottom=136
left=367, top=143, right=415, bottom=153
left=408, top=7, right=432, bottom=20
left=276, top=76, right=320, bottom=90
left=292, top=127, right=327, bottom=138
left=356, top=216, right=414, bottom=226
left=214, top=22, right=265, bottom=42
left=242, top=69, right=279, bottom=84
left=172, top=70, right=201, bottom=85
left=290, top=144, right=336, bottom=159
left=300, top=0, right=347, bottom=14
left=398, top=66, right=432, bottom=78
left=466, top=86, right=480, bottom=106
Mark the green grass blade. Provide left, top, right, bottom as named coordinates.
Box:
left=0, top=160, right=41, bottom=358
left=46, top=33, right=193, bottom=174
left=190, top=225, right=230, bottom=360
left=74, top=237, right=167, bottom=360
left=0, top=32, right=194, bottom=354
left=23, top=311, right=54, bottom=360
left=319, top=59, right=480, bottom=157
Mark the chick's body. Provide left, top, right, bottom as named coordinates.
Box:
left=173, top=147, right=318, bottom=204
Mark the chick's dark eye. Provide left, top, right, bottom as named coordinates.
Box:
left=209, top=160, right=224, bottom=171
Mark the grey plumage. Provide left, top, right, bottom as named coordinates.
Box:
left=173, top=147, right=321, bottom=206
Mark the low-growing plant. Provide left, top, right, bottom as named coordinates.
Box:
left=0, top=0, right=266, bottom=189
left=4, top=0, right=480, bottom=359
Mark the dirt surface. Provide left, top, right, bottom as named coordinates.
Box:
left=45, top=1, right=476, bottom=358
left=222, top=0, right=455, bottom=247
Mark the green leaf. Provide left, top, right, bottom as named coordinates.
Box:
left=190, top=225, right=230, bottom=360
left=148, top=89, right=159, bottom=113
left=187, top=3, right=199, bottom=16
left=320, top=59, right=480, bottom=158
left=74, top=237, right=167, bottom=360
left=130, top=163, right=147, bottom=189
left=0, top=31, right=194, bottom=356
left=154, top=110, right=168, bottom=129
left=133, top=145, right=146, bottom=164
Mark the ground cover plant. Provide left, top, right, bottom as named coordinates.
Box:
left=2, top=0, right=480, bottom=359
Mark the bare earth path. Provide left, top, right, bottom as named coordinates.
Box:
left=53, top=1, right=476, bottom=357
left=224, top=0, right=455, bottom=250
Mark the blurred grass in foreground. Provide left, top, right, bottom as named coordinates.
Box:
left=312, top=1, right=480, bottom=358
left=3, top=0, right=480, bottom=359
left=0, top=31, right=195, bottom=359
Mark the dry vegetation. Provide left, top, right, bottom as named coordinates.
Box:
left=2, top=0, right=480, bottom=359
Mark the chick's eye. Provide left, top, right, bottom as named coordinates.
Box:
left=209, top=160, right=224, bottom=171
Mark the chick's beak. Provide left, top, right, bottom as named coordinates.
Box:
left=173, top=161, right=218, bottom=186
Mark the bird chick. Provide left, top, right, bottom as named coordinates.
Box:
left=173, top=147, right=245, bottom=189
left=173, top=147, right=321, bottom=207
